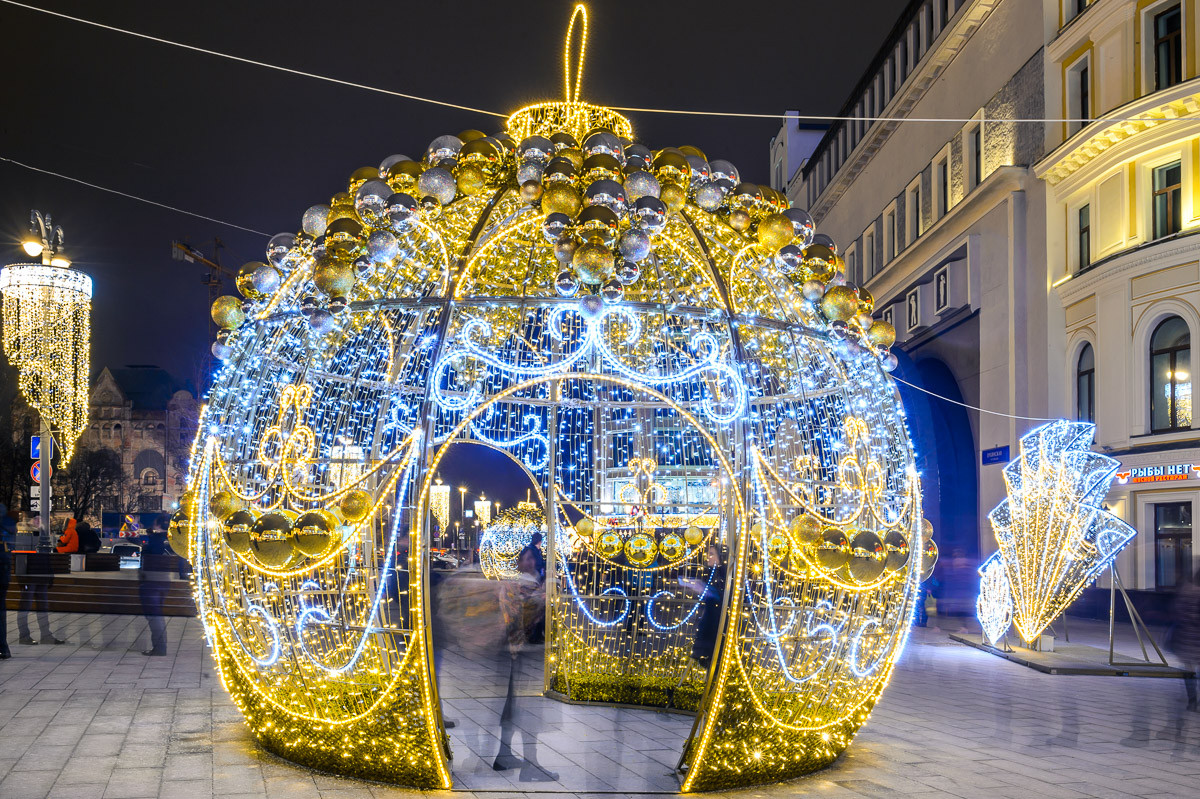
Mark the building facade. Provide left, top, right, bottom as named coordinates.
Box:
left=780, top=0, right=1052, bottom=561
left=1038, top=0, right=1200, bottom=592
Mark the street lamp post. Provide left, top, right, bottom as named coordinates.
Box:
left=1, top=210, right=91, bottom=552
left=458, top=486, right=467, bottom=557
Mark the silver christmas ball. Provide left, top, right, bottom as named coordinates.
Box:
left=367, top=230, right=399, bottom=263
left=266, top=233, right=296, bottom=269
left=624, top=170, right=661, bottom=202
left=584, top=179, right=627, bottom=213
left=517, top=159, right=545, bottom=184
left=327, top=296, right=349, bottom=314
left=555, top=270, right=580, bottom=297
left=542, top=213, right=572, bottom=242
left=554, top=235, right=578, bottom=263
left=600, top=279, right=624, bottom=304
left=308, top=308, right=336, bottom=333
left=777, top=244, right=804, bottom=273
left=425, top=134, right=463, bottom=164
left=783, top=207, right=816, bottom=247
left=812, top=232, right=838, bottom=255
left=828, top=272, right=849, bottom=287
left=354, top=179, right=392, bottom=223
left=695, top=183, right=724, bottom=211
left=378, top=153, right=411, bottom=175
left=626, top=144, right=652, bottom=164
left=634, top=196, right=668, bottom=234
left=518, top=135, right=555, bottom=161
left=829, top=320, right=850, bottom=341
left=302, top=205, right=330, bottom=237
left=416, top=167, right=457, bottom=205
left=583, top=130, right=624, bottom=160
left=385, top=193, right=418, bottom=230
left=616, top=259, right=641, bottom=286
left=300, top=295, right=318, bottom=316
left=881, top=351, right=899, bottom=372
left=618, top=228, right=651, bottom=262
left=251, top=264, right=282, bottom=295
left=353, top=256, right=372, bottom=276
left=212, top=341, right=233, bottom=360
left=579, top=293, right=604, bottom=320
left=686, top=155, right=712, bottom=184
left=709, top=159, right=740, bottom=189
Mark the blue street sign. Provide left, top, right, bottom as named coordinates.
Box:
left=31, top=435, right=52, bottom=460
left=982, top=446, right=1010, bottom=466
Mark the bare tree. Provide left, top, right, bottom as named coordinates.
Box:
left=55, top=447, right=125, bottom=521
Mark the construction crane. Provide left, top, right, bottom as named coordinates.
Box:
left=170, top=238, right=236, bottom=340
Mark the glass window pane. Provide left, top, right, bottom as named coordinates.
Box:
left=1177, top=348, right=1192, bottom=428
left=1152, top=316, right=1189, bottom=351
left=1078, top=343, right=1094, bottom=371
left=1152, top=351, right=1173, bottom=430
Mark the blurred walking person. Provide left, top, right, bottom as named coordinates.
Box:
left=1167, top=567, right=1200, bottom=712
left=138, top=526, right=172, bottom=656
left=18, top=513, right=64, bottom=646
left=0, top=504, right=13, bottom=658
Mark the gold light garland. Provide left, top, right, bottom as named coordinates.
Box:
left=0, top=263, right=92, bottom=462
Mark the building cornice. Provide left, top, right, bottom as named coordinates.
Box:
left=1056, top=232, right=1200, bottom=304
left=1035, top=78, right=1200, bottom=187
left=804, top=0, right=1003, bottom=223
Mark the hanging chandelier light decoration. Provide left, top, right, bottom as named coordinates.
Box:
left=184, top=4, right=925, bottom=792
left=982, top=421, right=1135, bottom=644
left=0, top=210, right=92, bottom=464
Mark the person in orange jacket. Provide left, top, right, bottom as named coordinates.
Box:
left=56, top=518, right=79, bottom=554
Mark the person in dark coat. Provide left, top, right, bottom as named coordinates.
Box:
left=138, top=530, right=172, bottom=656
left=76, top=521, right=101, bottom=554
left=688, top=544, right=726, bottom=669
left=1168, top=568, right=1200, bottom=711
left=0, top=504, right=13, bottom=658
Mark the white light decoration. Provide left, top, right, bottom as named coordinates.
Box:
left=473, top=496, right=492, bottom=527
left=182, top=5, right=923, bottom=792
left=430, top=479, right=450, bottom=538
left=975, top=552, right=1012, bottom=646
left=986, top=421, right=1136, bottom=644
left=0, top=257, right=93, bottom=463
left=479, top=501, right=545, bottom=580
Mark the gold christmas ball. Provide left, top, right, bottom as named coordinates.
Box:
left=867, top=320, right=896, bottom=349
left=625, top=532, right=658, bottom=566
left=684, top=525, right=704, bottom=546
left=820, top=285, right=859, bottom=322
left=209, top=491, right=239, bottom=521
left=386, top=159, right=423, bottom=190
left=178, top=490, right=198, bottom=516
left=237, top=261, right=269, bottom=299
left=457, top=128, right=486, bottom=143
left=339, top=489, right=373, bottom=523
left=223, top=509, right=257, bottom=555
left=659, top=533, right=686, bottom=561
left=558, top=147, right=585, bottom=170
left=292, top=509, right=339, bottom=558
left=857, top=287, right=875, bottom=314
left=456, top=164, right=487, bottom=196
left=847, top=531, right=886, bottom=583
left=542, top=183, right=582, bottom=217
left=313, top=257, right=355, bottom=298
left=349, top=166, right=379, bottom=192
left=660, top=182, right=687, bottom=211
left=597, top=530, right=623, bottom=559
left=729, top=209, right=752, bottom=232
left=211, top=296, right=245, bottom=330
left=883, top=529, right=910, bottom=573
left=167, top=509, right=192, bottom=561
left=767, top=532, right=791, bottom=563
left=575, top=517, right=595, bottom=537
left=251, top=510, right=299, bottom=569
left=757, top=213, right=794, bottom=252
left=520, top=180, right=543, bottom=203
left=815, top=526, right=850, bottom=571
left=921, top=517, right=934, bottom=542
left=920, top=536, right=938, bottom=581
left=573, top=241, right=615, bottom=284
left=790, top=514, right=822, bottom=547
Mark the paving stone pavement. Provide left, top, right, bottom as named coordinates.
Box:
left=1, top=609, right=1199, bottom=798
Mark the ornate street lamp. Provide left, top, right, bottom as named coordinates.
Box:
left=0, top=210, right=92, bottom=550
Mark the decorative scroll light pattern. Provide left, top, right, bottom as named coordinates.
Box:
left=976, top=552, right=1013, bottom=646
left=986, top=421, right=1136, bottom=644
left=0, top=263, right=92, bottom=462
left=186, top=4, right=918, bottom=793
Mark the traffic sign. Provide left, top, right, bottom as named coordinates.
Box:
left=30, top=485, right=40, bottom=498
left=29, top=499, right=40, bottom=512
left=31, top=460, right=50, bottom=484
left=31, top=435, right=52, bottom=461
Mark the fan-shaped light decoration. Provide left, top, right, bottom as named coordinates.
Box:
left=0, top=260, right=92, bottom=463
left=976, top=552, right=1013, bottom=646
left=986, top=421, right=1135, bottom=644
left=479, top=501, right=546, bottom=579
left=183, top=4, right=919, bottom=792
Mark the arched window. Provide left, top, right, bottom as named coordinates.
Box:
left=1076, top=343, right=1095, bottom=423
left=1151, top=316, right=1192, bottom=432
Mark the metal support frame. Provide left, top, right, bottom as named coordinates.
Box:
left=1107, top=564, right=1169, bottom=668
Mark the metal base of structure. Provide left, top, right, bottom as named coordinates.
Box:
left=950, top=633, right=1191, bottom=678
left=1107, top=565, right=1170, bottom=668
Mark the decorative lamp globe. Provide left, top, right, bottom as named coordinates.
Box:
left=183, top=5, right=920, bottom=793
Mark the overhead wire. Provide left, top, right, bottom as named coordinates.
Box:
left=890, top=375, right=1057, bottom=422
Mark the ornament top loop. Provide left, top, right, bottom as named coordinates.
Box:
left=563, top=4, right=588, bottom=105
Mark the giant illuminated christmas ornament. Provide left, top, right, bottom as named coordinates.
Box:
left=982, top=421, right=1135, bottom=644
left=182, top=5, right=926, bottom=791
left=479, top=501, right=547, bottom=580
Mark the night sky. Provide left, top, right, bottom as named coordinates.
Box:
left=0, top=0, right=900, bottom=388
